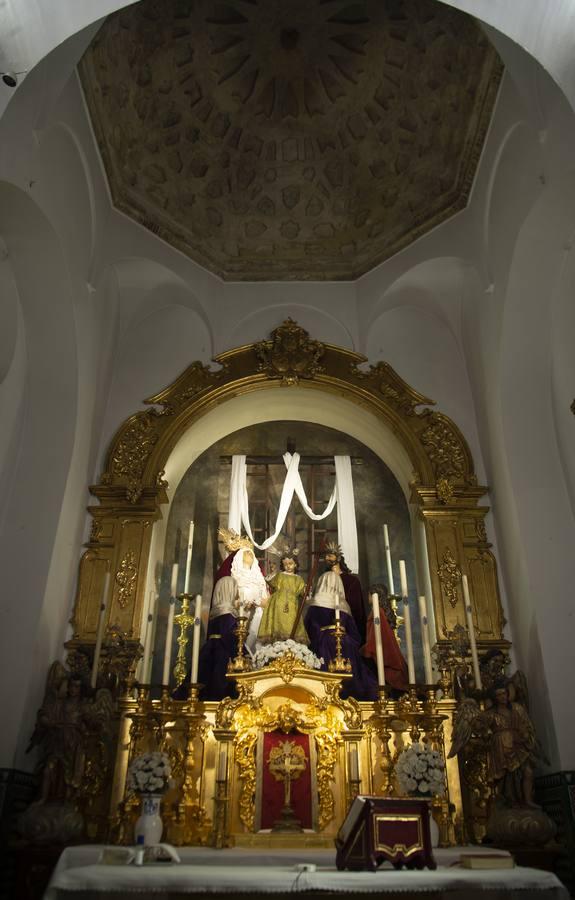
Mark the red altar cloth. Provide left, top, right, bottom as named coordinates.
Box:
left=260, top=732, right=313, bottom=830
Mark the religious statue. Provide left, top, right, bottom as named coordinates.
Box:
left=361, top=583, right=408, bottom=693
left=193, top=529, right=268, bottom=701
left=449, top=673, right=555, bottom=845
left=324, top=543, right=367, bottom=642
left=305, top=544, right=377, bottom=700
left=258, top=547, right=307, bottom=645
left=19, top=662, right=113, bottom=843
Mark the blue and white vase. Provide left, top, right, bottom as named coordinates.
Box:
left=134, top=794, right=163, bottom=846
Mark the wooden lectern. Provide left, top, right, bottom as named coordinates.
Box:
left=335, top=796, right=436, bottom=871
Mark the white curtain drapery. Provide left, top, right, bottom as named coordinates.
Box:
left=227, top=452, right=360, bottom=572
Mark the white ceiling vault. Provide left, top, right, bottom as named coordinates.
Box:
left=79, top=0, right=501, bottom=280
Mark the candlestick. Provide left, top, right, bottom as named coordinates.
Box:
left=217, top=743, right=228, bottom=782
left=370, top=592, right=386, bottom=686
left=90, top=571, right=110, bottom=689
left=162, top=596, right=176, bottom=686
left=462, top=575, right=482, bottom=689
left=418, top=594, right=434, bottom=684
left=190, top=594, right=202, bottom=684
left=183, top=520, right=195, bottom=594
left=334, top=595, right=341, bottom=623
left=383, top=524, right=395, bottom=595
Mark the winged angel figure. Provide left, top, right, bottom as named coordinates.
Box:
left=448, top=672, right=545, bottom=808
left=27, top=661, right=114, bottom=805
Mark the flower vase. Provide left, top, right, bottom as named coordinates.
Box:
left=134, top=794, right=163, bottom=846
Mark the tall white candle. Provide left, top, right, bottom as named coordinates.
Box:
left=334, top=594, right=341, bottom=622
left=462, top=575, right=482, bottom=689
left=91, top=571, right=110, bottom=689
left=348, top=745, right=359, bottom=782
left=162, top=597, right=176, bottom=686
left=217, top=743, right=228, bottom=781
left=170, top=563, right=179, bottom=599
left=190, top=594, right=202, bottom=684
left=383, top=524, right=395, bottom=595
left=140, top=590, right=156, bottom=684
left=399, top=559, right=408, bottom=599
left=183, top=520, right=195, bottom=594
left=370, top=592, right=386, bottom=686
left=399, top=561, right=416, bottom=683
left=418, top=595, right=434, bottom=684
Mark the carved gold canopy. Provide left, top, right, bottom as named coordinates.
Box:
left=73, top=320, right=505, bottom=663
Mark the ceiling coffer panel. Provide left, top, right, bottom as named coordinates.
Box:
left=80, top=0, right=502, bottom=281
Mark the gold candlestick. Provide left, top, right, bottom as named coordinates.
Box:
left=327, top=622, right=352, bottom=673
left=173, top=593, right=195, bottom=688
left=227, top=615, right=251, bottom=673
left=212, top=780, right=229, bottom=848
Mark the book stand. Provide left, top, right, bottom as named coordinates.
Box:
left=335, top=796, right=436, bottom=871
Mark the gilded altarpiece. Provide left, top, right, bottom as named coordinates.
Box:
left=64, top=320, right=508, bottom=846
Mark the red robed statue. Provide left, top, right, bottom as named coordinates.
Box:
left=361, top=583, right=408, bottom=693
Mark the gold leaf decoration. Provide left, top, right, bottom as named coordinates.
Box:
left=421, top=414, right=466, bottom=480
left=115, top=551, right=138, bottom=609
left=437, top=548, right=462, bottom=608
left=254, top=319, right=325, bottom=385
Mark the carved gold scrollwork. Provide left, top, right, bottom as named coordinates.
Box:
left=228, top=699, right=342, bottom=832
left=420, top=414, right=467, bottom=481
left=357, top=361, right=433, bottom=417
left=436, top=477, right=454, bottom=504
left=112, top=412, right=159, bottom=502
left=115, top=551, right=138, bottom=609
left=437, top=548, right=462, bottom=608
left=254, top=318, right=325, bottom=385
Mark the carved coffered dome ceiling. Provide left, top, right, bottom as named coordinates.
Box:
left=80, top=0, right=501, bottom=280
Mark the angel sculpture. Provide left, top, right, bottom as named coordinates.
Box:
left=448, top=673, right=541, bottom=808
left=27, top=661, right=114, bottom=806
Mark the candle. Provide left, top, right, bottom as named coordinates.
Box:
left=418, top=595, right=434, bottom=684
left=383, top=524, right=395, bottom=595
left=170, top=563, right=179, bottom=599
left=183, top=520, right=195, bottom=594
left=190, top=594, right=202, bottom=684
left=91, top=571, right=110, bottom=689
left=370, top=592, right=386, bottom=686
left=348, top=745, right=359, bottom=782
left=162, top=593, right=177, bottom=686
left=399, top=559, right=408, bottom=599
left=399, top=561, right=416, bottom=683
left=217, top=743, right=228, bottom=781
left=140, top=591, right=156, bottom=684
left=462, top=575, right=482, bottom=689
left=334, top=595, right=341, bottom=622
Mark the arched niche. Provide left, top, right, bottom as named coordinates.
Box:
left=68, top=320, right=507, bottom=683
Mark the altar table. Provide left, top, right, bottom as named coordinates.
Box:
left=44, top=846, right=568, bottom=900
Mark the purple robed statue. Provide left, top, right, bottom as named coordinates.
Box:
left=305, top=567, right=377, bottom=701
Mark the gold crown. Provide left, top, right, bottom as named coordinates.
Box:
left=218, top=527, right=253, bottom=553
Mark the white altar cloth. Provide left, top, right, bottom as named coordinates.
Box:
left=44, top=846, right=568, bottom=900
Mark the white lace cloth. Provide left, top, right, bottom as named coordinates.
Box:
left=44, top=846, right=568, bottom=899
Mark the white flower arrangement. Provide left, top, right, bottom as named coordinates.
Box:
left=252, top=640, right=323, bottom=671
left=395, top=742, right=446, bottom=797
left=127, top=751, right=172, bottom=795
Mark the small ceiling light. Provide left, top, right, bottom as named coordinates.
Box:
left=1, top=71, right=27, bottom=88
